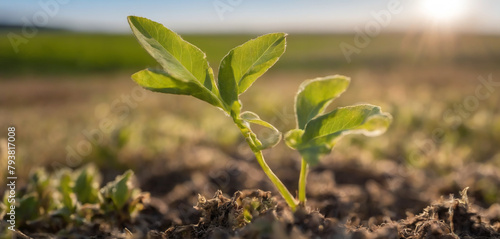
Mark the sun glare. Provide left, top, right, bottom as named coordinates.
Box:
left=421, top=0, right=467, bottom=22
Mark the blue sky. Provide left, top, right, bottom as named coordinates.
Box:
left=0, top=0, right=499, bottom=34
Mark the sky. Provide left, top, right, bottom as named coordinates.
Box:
left=0, top=0, right=499, bottom=34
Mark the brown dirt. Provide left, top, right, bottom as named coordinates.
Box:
left=2, top=131, right=500, bottom=239
left=10, top=157, right=500, bottom=239
left=135, top=157, right=500, bottom=239
left=7, top=156, right=500, bottom=238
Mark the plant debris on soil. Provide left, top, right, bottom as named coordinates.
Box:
left=152, top=188, right=500, bottom=239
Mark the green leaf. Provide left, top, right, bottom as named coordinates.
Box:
left=18, top=194, right=39, bottom=221
left=28, top=168, right=50, bottom=197
left=127, top=16, right=219, bottom=99
left=101, top=170, right=134, bottom=210
left=132, top=69, right=223, bottom=109
left=295, top=75, right=350, bottom=129
left=240, top=111, right=281, bottom=150
left=298, top=105, right=392, bottom=165
left=73, top=165, right=101, bottom=204
left=59, top=171, right=76, bottom=210
left=111, top=171, right=131, bottom=210
left=218, top=33, right=286, bottom=112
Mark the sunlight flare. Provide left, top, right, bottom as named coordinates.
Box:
left=421, top=0, right=467, bottom=22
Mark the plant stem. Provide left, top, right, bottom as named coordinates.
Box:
left=253, top=150, right=297, bottom=210
left=235, top=119, right=297, bottom=210
left=298, top=158, right=309, bottom=205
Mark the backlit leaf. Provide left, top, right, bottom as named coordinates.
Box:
left=218, top=33, right=286, bottom=113
left=59, top=171, right=76, bottom=210
left=295, top=75, right=350, bottom=129
left=132, top=69, right=223, bottom=109
left=298, top=105, right=392, bottom=165
left=128, top=16, right=219, bottom=101
left=73, top=165, right=101, bottom=204
left=101, top=170, right=134, bottom=210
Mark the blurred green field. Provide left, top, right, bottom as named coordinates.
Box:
left=1, top=31, right=500, bottom=75
left=1, top=31, right=500, bottom=207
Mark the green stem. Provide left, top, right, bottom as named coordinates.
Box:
left=298, top=158, right=308, bottom=205
left=253, top=150, right=297, bottom=211
left=235, top=119, right=297, bottom=210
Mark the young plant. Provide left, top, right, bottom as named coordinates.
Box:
left=126, top=16, right=392, bottom=210
left=127, top=16, right=296, bottom=209
left=284, top=76, right=392, bottom=205
left=0, top=165, right=148, bottom=236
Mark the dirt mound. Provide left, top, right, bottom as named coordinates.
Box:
left=398, top=189, right=500, bottom=239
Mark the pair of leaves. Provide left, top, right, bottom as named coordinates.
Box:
left=285, top=76, right=392, bottom=165
left=99, top=170, right=147, bottom=217
left=128, top=16, right=284, bottom=149
left=57, top=165, right=102, bottom=213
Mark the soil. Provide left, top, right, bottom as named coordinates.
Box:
left=5, top=156, right=500, bottom=238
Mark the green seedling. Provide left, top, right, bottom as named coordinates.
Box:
left=284, top=76, right=392, bottom=205
left=100, top=170, right=146, bottom=219
left=127, top=16, right=391, bottom=210
left=0, top=165, right=147, bottom=236
left=127, top=16, right=293, bottom=208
